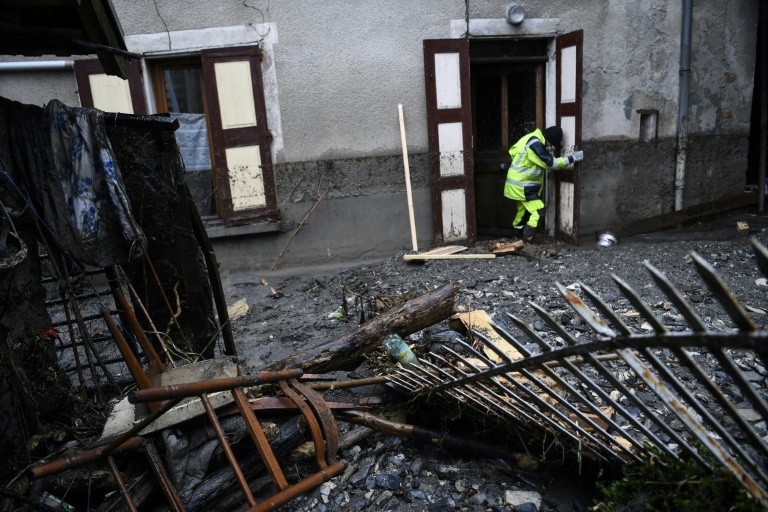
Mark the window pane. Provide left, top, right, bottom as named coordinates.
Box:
left=160, top=65, right=214, bottom=216
left=163, top=68, right=205, bottom=113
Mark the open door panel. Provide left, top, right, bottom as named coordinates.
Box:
left=424, top=39, right=476, bottom=244
left=554, top=30, right=583, bottom=244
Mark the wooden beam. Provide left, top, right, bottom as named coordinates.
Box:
left=403, top=253, right=496, bottom=261
left=265, top=283, right=458, bottom=374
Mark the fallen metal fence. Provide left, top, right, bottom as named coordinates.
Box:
left=389, top=237, right=768, bottom=507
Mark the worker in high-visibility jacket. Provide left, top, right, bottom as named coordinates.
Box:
left=503, top=126, right=584, bottom=243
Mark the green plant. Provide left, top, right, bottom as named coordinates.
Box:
left=590, top=445, right=763, bottom=512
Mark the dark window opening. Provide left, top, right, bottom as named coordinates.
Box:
left=151, top=59, right=216, bottom=218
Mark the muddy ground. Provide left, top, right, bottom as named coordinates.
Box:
left=214, top=207, right=768, bottom=511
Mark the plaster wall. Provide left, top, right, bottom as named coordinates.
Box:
left=0, top=58, right=80, bottom=108
left=111, top=0, right=463, bottom=162
left=214, top=188, right=434, bottom=273
left=468, top=0, right=757, bottom=141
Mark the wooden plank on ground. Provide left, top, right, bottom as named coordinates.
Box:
left=404, top=253, right=495, bottom=261
left=418, top=245, right=467, bottom=256
left=492, top=240, right=524, bottom=255
left=449, top=310, right=523, bottom=362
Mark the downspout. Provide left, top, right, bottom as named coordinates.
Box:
left=759, top=1, right=766, bottom=213
left=0, top=60, right=74, bottom=72
left=674, top=0, right=693, bottom=211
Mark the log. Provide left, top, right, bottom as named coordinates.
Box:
left=265, top=282, right=459, bottom=373
left=185, top=416, right=307, bottom=511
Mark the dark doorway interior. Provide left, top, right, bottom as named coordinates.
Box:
left=470, top=39, right=548, bottom=238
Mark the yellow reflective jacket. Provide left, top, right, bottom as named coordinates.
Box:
left=503, top=128, right=569, bottom=201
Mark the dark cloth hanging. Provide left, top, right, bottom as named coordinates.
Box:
left=1, top=97, right=145, bottom=267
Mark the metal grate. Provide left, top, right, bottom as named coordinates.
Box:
left=388, top=237, right=768, bottom=507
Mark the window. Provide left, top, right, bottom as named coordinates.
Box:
left=151, top=58, right=215, bottom=216
left=75, top=45, right=278, bottom=228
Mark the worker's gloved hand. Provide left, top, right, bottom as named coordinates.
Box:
left=570, top=151, right=584, bottom=163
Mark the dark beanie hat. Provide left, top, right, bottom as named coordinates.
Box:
left=543, top=126, right=563, bottom=147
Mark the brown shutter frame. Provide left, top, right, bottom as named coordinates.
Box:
left=74, top=59, right=147, bottom=114
left=201, top=46, right=277, bottom=227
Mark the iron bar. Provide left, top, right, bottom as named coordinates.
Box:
left=278, top=380, right=328, bottom=469
left=113, top=286, right=165, bottom=372
left=577, top=279, right=768, bottom=482
left=245, top=461, right=346, bottom=512
left=232, top=387, right=290, bottom=492
left=144, top=440, right=186, bottom=512
left=479, top=325, right=644, bottom=460
left=128, top=370, right=304, bottom=403
left=58, top=295, right=87, bottom=399
left=106, top=455, right=138, bottom=512
left=101, top=310, right=156, bottom=408
left=199, top=393, right=257, bottom=506
left=56, top=251, right=119, bottom=395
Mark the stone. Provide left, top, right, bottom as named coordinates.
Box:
left=375, top=473, right=403, bottom=491
left=505, top=490, right=542, bottom=509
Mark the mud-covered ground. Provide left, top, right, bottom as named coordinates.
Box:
left=218, top=207, right=768, bottom=512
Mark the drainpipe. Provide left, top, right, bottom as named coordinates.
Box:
left=0, top=60, right=75, bottom=72
left=674, top=0, right=693, bottom=211
left=760, top=1, right=767, bottom=213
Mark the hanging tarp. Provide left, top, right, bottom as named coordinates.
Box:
left=1, top=97, right=145, bottom=267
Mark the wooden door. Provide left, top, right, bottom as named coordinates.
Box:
left=424, top=39, right=475, bottom=244
left=554, top=30, right=583, bottom=244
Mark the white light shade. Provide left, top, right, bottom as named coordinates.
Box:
left=506, top=4, right=525, bottom=25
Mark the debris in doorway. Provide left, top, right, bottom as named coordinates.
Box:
left=491, top=240, right=524, bottom=255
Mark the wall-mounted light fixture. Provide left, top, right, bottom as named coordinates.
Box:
left=506, top=4, right=526, bottom=25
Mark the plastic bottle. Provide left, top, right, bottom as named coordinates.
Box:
left=382, top=334, right=416, bottom=366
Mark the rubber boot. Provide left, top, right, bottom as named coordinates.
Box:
left=523, top=225, right=535, bottom=243
left=513, top=226, right=524, bottom=239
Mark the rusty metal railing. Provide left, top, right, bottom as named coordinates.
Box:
left=388, top=237, right=768, bottom=507
left=31, top=369, right=347, bottom=512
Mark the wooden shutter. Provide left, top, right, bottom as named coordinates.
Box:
left=74, top=59, right=147, bottom=114
left=424, top=39, right=475, bottom=244
left=554, top=30, right=583, bottom=244
left=201, top=46, right=277, bottom=227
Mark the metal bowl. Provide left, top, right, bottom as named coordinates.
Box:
left=597, top=232, right=618, bottom=247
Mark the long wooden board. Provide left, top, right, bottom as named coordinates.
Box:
left=404, top=245, right=494, bottom=261
left=404, top=253, right=496, bottom=261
